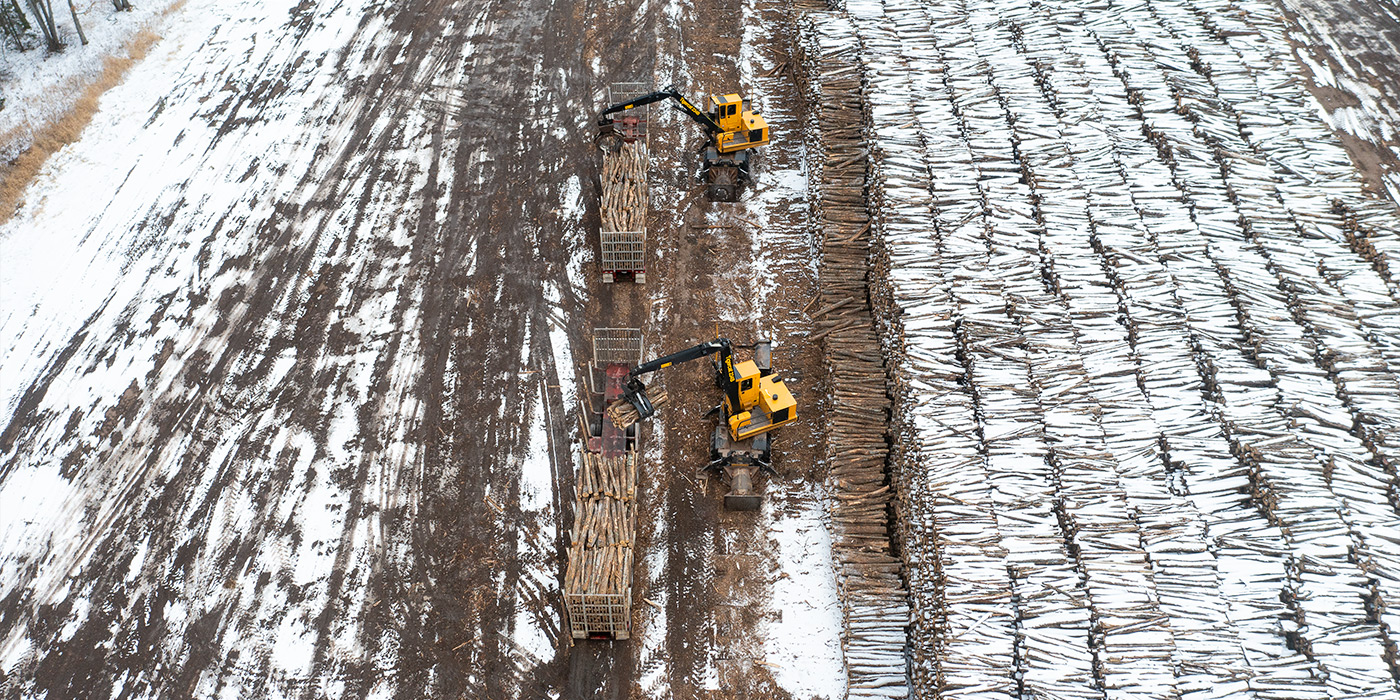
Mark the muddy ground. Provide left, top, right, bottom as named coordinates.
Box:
left=1281, top=0, right=1400, bottom=200
left=0, top=0, right=831, bottom=698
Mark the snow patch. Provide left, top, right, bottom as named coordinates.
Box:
left=764, top=486, right=846, bottom=700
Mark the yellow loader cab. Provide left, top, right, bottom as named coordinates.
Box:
left=619, top=336, right=796, bottom=442
left=711, top=93, right=769, bottom=154
left=723, top=357, right=796, bottom=440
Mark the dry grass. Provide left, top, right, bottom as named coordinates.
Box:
left=0, top=26, right=163, bottom=226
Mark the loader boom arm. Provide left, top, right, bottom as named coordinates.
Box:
left=630, top=339, right=729, bottom=376
left=598, top=85, right=722, bottom=134
left=623, top=338, right=742, bottom=420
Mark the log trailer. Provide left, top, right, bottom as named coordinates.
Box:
left=597, top=83, right=649, bottom=284
left=565, top=328, right=646, bottom=640
left=597, top=84, right=769, bottom=202
left=610, top=337, right=796, bottom=510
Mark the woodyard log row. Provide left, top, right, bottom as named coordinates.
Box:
left=798, top=13, right=911, bottom=699
left=1093, top=0, right=1400, bottom=690
left=966, top=1, right=1288, bottom=694
left=1011, top=8, right=1299, bottom=692
left=828, top=0, right=1388, bottom=694
left=813, top=0, right=1400, bottom=694
left=823, top=7, right=1025, bottom=697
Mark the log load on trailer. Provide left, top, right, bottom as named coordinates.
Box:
left=564, top=328, right=648, bottom=640
left=597, top=83, right=649, bottom=284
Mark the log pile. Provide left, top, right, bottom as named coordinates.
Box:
left=1093, top=0, right=1400, bottom=692
left=600, top=140, right=648, bottom=233
left=605, top=388, right=668, bottom=429
left=564, top=453, right=637, bottom=592
left=796, top=13, right=910, bottom=699
left=563, top=452, right=639, bottom=637
left=829, top=6, right=1031, bottom=695
left=811, top=0, right=1400, bottom=695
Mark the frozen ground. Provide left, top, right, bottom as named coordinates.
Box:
left=0, top=0, right=182, bottom=163
left=1280, top=0, right=1400, bottom=202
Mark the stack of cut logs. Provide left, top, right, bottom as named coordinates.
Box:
left=564, top=452, right=638, bottom=598
left=605, top=388, right=668, bottom=429
left=808, top=0, right=1400, bottom=694
left=796, top=13, right=911, bottom=700
left=600, top=141, right=648, bottom=233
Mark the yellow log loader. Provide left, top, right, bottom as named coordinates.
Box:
left=609, top=337, right=796, bottom=510
left=597, top=85, right=769, bottom=202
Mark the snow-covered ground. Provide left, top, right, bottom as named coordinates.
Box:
left=2, top=0, right=444, bottom=694
left=764, top=486, right=845, bottom=700
left=1, top=0, right=183, bottom=163
left=2, top=0, right=577, bottom=695
left=1281, top=0, right=1400, bottom=203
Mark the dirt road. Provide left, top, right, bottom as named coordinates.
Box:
left=1281, top=0, right=1400, bottom=202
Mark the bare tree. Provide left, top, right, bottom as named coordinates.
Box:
left=65, top=0, right=83, bottom=44
left=0, top=0, right=33, bottom=50
left=23, top=0, right=59, bottom=51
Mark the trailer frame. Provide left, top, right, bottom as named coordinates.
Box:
left=565, top=328, right=645, bottom=640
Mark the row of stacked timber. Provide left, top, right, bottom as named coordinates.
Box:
left=796, top=11, right=910, bottom=699
left=812, top=0, right=1400, bottom=695
left=563, top=452, right=639, bottom=639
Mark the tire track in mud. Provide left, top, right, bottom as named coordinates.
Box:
left=3, top=2, right=402, bottom=691
left=290, top=0, right=609, bottom=694
left=0, top=0, right=592, bottom=697
left=642, top=0, right=743, bottom=695
left=222, top=0, right=593, bottom=694
left=4, top=1, right=477, bottom=694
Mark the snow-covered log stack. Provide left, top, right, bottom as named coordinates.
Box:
left=807, top=0, right=1400, bottom=696
left=797, top=12, right=911, bottom=699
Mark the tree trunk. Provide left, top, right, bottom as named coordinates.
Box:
left=65, top=0, right=83, bottom=45
left=8, top=0, right=29, bottom=28
left=0, top=2, right=27, bottom=50
left=24, top=0, right=59, bottom=51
